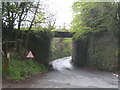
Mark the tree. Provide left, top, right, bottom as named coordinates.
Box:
left=71, top=2, right=120, bottom=39
left=2, top=1, right=49, bottom=52
left=2, top=1, right=47, bottom=30
left=2, top=2, right=32, bottom=30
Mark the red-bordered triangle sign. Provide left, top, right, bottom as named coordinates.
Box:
left=26, top=51, right=35, bottom=58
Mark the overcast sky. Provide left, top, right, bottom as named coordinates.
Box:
left=45, top=0, right=76, bottom=29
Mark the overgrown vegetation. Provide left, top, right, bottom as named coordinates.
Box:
left=71, top=2, right=119, bottom=72
left=87, top=32, right=118, bottom=72
left=2, top=1, right=54, bottom=80
left=50, top=38, right=72, bottom=60
left=3, top=51, right=48, bottom=80
left=71, top=2, right=120, bottom=40
left=2, top=27, right=53, bottom=79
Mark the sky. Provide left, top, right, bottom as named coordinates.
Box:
left=45, top=0, right=76, bottom=29
left=14, top=0, right=76, bottom=29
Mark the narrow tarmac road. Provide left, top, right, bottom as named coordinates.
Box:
left=3, top=56, right=118, bottom=88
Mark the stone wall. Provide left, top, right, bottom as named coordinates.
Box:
left=72, top=39, right=88, bottom=66
left=72, top=31, right=118, bottom=72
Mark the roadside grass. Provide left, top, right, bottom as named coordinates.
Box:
left=2, top=51, right=48, bottom=80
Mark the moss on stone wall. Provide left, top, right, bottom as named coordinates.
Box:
left=72, top=31, right=118, bottom=72
left=87, top=31, right=118, bottom=72
left=26, top=29, right=53, bottom=64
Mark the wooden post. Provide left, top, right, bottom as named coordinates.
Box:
left=3, top=40, right=8, bottom=72
left=3, top=55, right=7, bottom=72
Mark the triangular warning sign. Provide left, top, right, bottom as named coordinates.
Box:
left=26, top=51, right=35, bottom=58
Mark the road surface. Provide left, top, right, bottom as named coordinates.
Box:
left=3, top=56, right=118, bottom=88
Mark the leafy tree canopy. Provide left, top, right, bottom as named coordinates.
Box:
left=2, top=2, right=55, bottom=31
left=71, top=2, right=120, bottom=39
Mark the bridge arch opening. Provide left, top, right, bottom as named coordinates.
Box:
left=50, top=31, right=74, bottom=61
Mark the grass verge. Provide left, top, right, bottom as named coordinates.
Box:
left=3, top=51, right=48, bottom=80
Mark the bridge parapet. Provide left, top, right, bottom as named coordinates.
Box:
left=54, top=31, right=75, bottom=38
